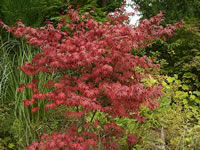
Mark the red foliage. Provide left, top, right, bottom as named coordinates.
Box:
left=127, top=134, right=138, bottom=147
left=26, top=131, right=98, bottom=150
left=0, top=3, right=183, bottom=150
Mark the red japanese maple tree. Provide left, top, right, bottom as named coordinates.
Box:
left=0, top=4, right=183, bottom=150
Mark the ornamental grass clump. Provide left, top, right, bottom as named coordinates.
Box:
left=0, top=3, right=183, bottom=149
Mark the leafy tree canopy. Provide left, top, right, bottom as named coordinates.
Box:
left=132, top=0, right=200, bottom=23
left=0, top=0, right=124, bottom=27
left=131, top=0, right=200, bottom=90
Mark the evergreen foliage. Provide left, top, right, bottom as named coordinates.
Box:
left=0, top=0, right=66, bottom=27
left=131, top=0, right=200, bottom=90
left=145, top=20, right=200, bottom=90
left=0, top=0, right=124, bottom=27
left=132, top=0, right=200, bottom=23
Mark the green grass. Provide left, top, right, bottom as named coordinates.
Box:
left=0, top=34, right=63, bottom=148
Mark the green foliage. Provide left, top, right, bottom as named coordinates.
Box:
left=0, top=37, right=66, bottom=148
left=69, top=0, right=124, bottom=22
left=0, top=0, right=123, bottom=27
left=0, top=137, right=16, bottom=150
left=145, top=20, right=200, bottom=90
left=0, top=103, right=17, bottom=150
left=132, top=0, right=200, bottom=23
left=159, top=76, right=200, bottom=149
left=0, top=0, right=67, bottom=27
left=131, top=0, right=200, bottom=90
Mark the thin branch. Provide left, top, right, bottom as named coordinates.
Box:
left=90, top=110, right=97, bottom=122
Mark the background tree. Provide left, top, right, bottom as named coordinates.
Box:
left=132, top=0, right=200, bottom=23
left=131, top=0, right=200, bottom=90
left=0, top=0, right=124, bottom=27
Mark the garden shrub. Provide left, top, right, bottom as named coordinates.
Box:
left=0, top=4, right=183, bottom=149
left=135, top=75, right=200, bottom=149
